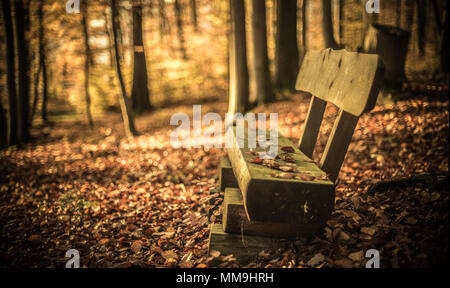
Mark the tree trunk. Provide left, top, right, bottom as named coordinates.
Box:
left=158, top=0, right=170, bottom=39
left=416, top=0, right=426, bottom=56
left=41, top=47, right=48, bottom=123
left=81, top=1, right=94, bottom=127
left=190, top=0, right=198, bottom=32
left=15, top=0, right=31, bottom=142
left=0, top=100, right=7, bottom=148
left=339, top=0, right=344, bottom=47
left=228, top=0, right=249, bottom=114
left=302, top=0, right=307, bottom=51
left=111, top=0, right=138, bottom=138
left=441, top=1, right=449, bottom=73
left=363, top=24, right=410, bottom=88
left=131, top=0, right=152, bottom=113
left=174, top=0, right=187, bottom=59
left=104, top=10, right=115, bottom=69
left=321, top=0, right=339, bottom=49
left=274, top=0, right=299, bottom=90
left=396, top=0, right=402, bottom=27
left=1, top=0, right=18, bottom=146
left=248, top=0, right=272, bottom=105
left=31, top=56, right=41, bottom=125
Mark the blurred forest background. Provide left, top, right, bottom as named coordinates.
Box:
left=0, top=0, right=448, bottom=145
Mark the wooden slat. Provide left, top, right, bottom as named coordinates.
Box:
left=226, top=127, right=334, bottom=225
left=219, top=157, right=239, bottom=191
left=319, top=109, right=359, bottom=182
left=222, top=188, right=323, bottom=238
left=298, top=96, right=327, bottom=158
left=295, top=49, right=385, bottom=116
left=208, top=224, right=290, bottom=265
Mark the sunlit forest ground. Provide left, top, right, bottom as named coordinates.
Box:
left=1, top=88, right=448, bottom=267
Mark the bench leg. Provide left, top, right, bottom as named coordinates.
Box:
left=208, top=224, right=289, bottom=266
left=219, top=157, right=239, bottom=191
left=222, top=188, right=322, bottom=238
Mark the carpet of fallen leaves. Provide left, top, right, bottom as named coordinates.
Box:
left=0, top=87, right=448, bottom=268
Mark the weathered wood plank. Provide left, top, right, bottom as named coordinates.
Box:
left=226, top=126, right=335, bottom=226
left=319, top=109, right=359, bottom=182
left=219, top=157, right=239, bottom=191
left=295, top=49, right=385, bottom=116
left=222, top=188, right=322, bottom=238
left=208, top=224, right=290, bottom=265
left=298, top=96, right=327, bottom=158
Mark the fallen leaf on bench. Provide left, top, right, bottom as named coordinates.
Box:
left=302, top=159, right=316, bottom=163
left=296, top=174, right=316, bottom=181
left=281, top=154, right=296, bottom=163
left=249, top=158, right=263, bottom=164
left=279, top=166, right=296, bottom=172
left=281, top=146, right=295, bottom=153
left=271, top=172, right=295, bottom=179
left=263, top=159, right=280, bottom=169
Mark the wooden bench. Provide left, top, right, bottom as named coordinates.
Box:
left=208, top=49, right=385, bottom=264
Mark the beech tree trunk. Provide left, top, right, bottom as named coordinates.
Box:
left=303, top=0, right=307, bottom=51
left=1, top=0, right=18, bottom=146
left=0, top=100, right=6, bottom=148
left=363, top=24, right=410, bottom=88
left=190, top=0, right=198, bottom=32
left=228, top=0, right=249, bottom=113
left=441, top=2, right=449, bottom=73
left=416, top=0, right=426, bottom=56
left=111, top=0, right=138, bottom=137
left=81, top=1, right=94, bottom=127
left=174, top=0, right=187, bottom=59
left=158, top=0, right=170, bottom=39
left=248, top=0, right=272, bottom=106
left=15, top=0, right=31, bottom=141
left=321, top=0, right=339, bottom=49
left=274, top=0, right=299, bottom=90
left=131, top=0, right=152, bottom=113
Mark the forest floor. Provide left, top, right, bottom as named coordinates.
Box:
left=0, top=85, right=448, bottom=268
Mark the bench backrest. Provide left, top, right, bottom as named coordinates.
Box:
left=295, top=49, right=385, bottom=182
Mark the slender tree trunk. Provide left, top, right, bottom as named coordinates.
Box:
left=321, top=0, right=339, bottom=49
left=190, top=0, right=198, bottom=32
left=41, top=47, right=48, bottom=123
left=81, top=1, right=94, bottom=127
left=104, top=10, right=115, bottom=69
left=249, top=0, right=272, bottom=105
left=416, top=0, right=426, bottom=56
left=0, top=100, right=7, bottom=148
left=396, top=0, right=402, bottom=27
left=441, top=1, right=449, bottom=73
left=131, top=0, right=151, bottom=113
left=111, top=0, right=138, bottom=137
left=2, top=0, right=18, bottom=145
left=174, top=0, right=187, bottom=59
left=228, top=0, right=249, bottom=113
left=31, top=57, right=41, bottom=124
left=303, top=0, right=307, bottom=51
left=339, top=0, right=344, bottom=47
left=274, top=0, right=299, bottom=90
left=15, top=0, right=31, bottom=142
left=158, top=0, right=170, bottom=39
